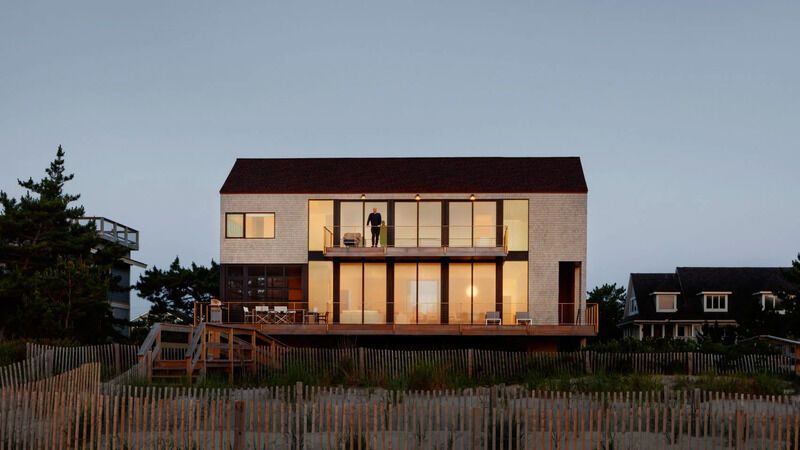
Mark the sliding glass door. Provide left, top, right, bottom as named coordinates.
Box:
left=339, top=262, right=387, bottom=323
left=448, top=263, right=496, bottom=324
left=394, top=263, right=441, bottom=324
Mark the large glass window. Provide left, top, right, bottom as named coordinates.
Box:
left=339, top=263, right=362, bottom=323
left=363, top=263, right=387, bottom=324
left=448, top=263, right=496, bottom=324
left=394, top=202, right=442, bottom=247
left=503, top=200, right=528, bottom=251
left=225, top=265, right=302, bottom=303
left=338, top=262, right=386, bottom=324
left=394, top=263, right=441, bottom=324
left=308, top=262, right=332, bottom=315
left=472, top=263, right=496, bottom=322
left=339, top=202, right=387, bottom=247
left=449, top=203, right=472, bottom=248
left=418, top=263, right=441, bottom=323
left=448, top=264, right=472, bottom=324
left=340, top=203, right=363, bottom=247
left=308, top=201, right=333, bottom=251
left=394, top=264, right=417, bottom=324
left=502, top=261, right=528, bottom=324
left=394, top=202, right=417, bottom=248
left=418, top=202, right=442, bottom=247
left=472, top=202, right=497, bottom=247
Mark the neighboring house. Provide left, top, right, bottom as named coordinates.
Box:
left=619, top=267, right=798, bottom=340
left=215, top=157, right=596, bottom=349
left=78, top=217, right=146, bottom=324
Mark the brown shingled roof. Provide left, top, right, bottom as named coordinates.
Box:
left=219, top=157, right=588, bottom=194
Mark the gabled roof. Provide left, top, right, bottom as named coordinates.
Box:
left=219, top=157, right=588, bottom=194
left=625, top=267, right=798, bottom=323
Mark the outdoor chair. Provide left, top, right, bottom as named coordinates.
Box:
left=318, top=312, right=329, bottom=324
left=242, top=306, right=255, bottom=323
left=515, top=311, right=533, bottom=325
left=484, top=311, right=501, bottom=325
left=343, top=232, right=362, bottom=247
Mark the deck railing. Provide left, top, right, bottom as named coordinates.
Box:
left=194, top=301, right=598, bottom=331
left=322, top=225, right=508, bottom=254
left=77, top=216, right=140, bottom=250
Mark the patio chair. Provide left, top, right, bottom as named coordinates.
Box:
left=343, top=232, right=362, bottom=247
left=318, top=312, right=329, bottom=324
left=484, top=311, right=501, bottom=325
left=274, top=306, right=290, bottom=324
left=515, top=311, right=533, bottom=325
left=242, top=306, right=255, bottom=323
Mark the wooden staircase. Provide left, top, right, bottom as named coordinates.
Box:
left=138, top=322, right=287, bottom=384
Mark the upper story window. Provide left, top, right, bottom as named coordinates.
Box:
left=760, top=292, right=783, bottom=311
left=703, top=293, right=729, bottom=312
left=654, top=293, right=678, bottom=312
left=226, top=213, right=275, bottom=239
left=503, top=200, right=528, bottom=251
left=628, top=296, right=638, bottom=315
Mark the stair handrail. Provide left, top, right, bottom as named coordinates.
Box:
left=137, top=323, right=162, bottom=361
left=186, top=322, right=207, bottom=375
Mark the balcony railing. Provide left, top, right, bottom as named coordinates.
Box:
left=194, top=301, right=599, bottom=334
left=322, top=225, right=508, bottom=257
left=77, top=217, right=139, bottom=250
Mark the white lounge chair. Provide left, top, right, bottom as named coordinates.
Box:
left=484, top=311, right=501, bottom=325
left=515, top=311, right=533, bottom=325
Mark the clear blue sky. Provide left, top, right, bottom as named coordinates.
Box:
left=2, top=1, right=798, bottom=317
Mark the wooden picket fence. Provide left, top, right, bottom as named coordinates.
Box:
left=2, top=364, right=800, bottom=449
left=260, top=348, right=796, bottom=380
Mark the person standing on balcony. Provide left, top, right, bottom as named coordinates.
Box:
left=366, top=207, right=382, bottom=247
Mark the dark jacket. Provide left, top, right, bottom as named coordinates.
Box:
left=367, top=212, right=382, bottom=227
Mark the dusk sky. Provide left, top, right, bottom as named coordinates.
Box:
left=2, top=2, right=798, bottom=317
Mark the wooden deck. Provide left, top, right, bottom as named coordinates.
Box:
left=225, top=323, right=597, bottom=337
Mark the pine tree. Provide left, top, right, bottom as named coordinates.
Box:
left=0, top=146, right=126, bottom=342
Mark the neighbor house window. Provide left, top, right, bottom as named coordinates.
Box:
left=226, top=213, right=275, bottom=238
left=655, top=294, right=677, bottom=312
left=761, top=293, right=782, bottom=311
left=703, top=294, right=728, bottom=312
left=629, top=297, right=638, bottom=315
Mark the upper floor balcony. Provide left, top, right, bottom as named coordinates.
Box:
left=77, top=216, right=140, bottom=250
left=321, top=225, right=508, bottom=259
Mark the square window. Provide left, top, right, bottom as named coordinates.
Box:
left=226, top=214, right=244, bottom=238
left=245, top=213, right=275, bottom=238
left=656, top=294, right=677, bottom=312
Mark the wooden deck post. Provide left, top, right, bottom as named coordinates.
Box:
left=233, top=400, right=245, bottom=450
